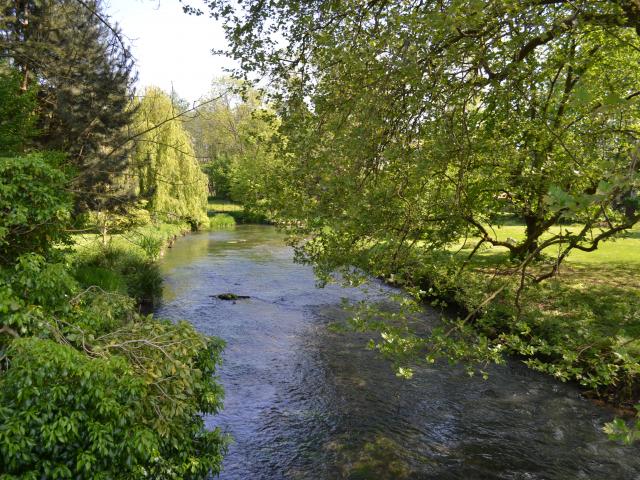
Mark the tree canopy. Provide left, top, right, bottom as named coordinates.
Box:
left=182, top=78, right=274, bottom=201
left=131, top=87, right=209, bottom=227
left=181, top=1, right=640, bottom=415
left=186, top=0, right=640, bottom=280
left=1, top=0, right=137, bottom=210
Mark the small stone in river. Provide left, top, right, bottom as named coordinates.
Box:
left=214, top=293, right=250, bottom=301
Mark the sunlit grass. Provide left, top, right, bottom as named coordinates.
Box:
left=209, top=213, right=236, bottom=230
left=444, top=223, right=640, bottom=386
left=452, top=223, right=640, bottom=266
left=71, top=222, right=190, bottom=260
left=207, top=198, right=243, bottom=214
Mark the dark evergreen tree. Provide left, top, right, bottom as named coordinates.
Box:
left=0, top=0, right=137, bottom=210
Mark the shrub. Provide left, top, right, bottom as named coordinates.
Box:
left=138, top=234, right=164, bottom=260
left=228, top=210, right=269, bottom=224
left=0, top=337, right=150, bottom=479
left=0, top=331, right=227, bottom=479
left=0, top=254, right=77, bottom=340
left=72, top=245, right=162, bottom=306
left=209, top=213, right=236, bottom=230
left=0, top=154, right=72, bottom=265
left=0, top=254, right=228, bottom=478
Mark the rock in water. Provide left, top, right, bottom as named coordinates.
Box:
left=214, top=293, right=250, bottom=301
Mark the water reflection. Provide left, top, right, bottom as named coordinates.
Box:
left=156, top=226, right=639, bottom=480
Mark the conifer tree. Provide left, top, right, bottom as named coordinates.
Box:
left=0, top=0, right=137, bottom=210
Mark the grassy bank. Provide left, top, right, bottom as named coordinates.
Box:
left=401, top=224, right=640, bottom=405
left=208, top=198, right=270, bottom=225
left=70, top=222, right=191, bottom=308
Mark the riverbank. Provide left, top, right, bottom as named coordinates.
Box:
left=69, top=201, right=254, bottom=308
left=390, top=223, right=640, bottom=407
left=70, top=221, right=192, bottom=309
left=208, top=198, right=271, bottom=225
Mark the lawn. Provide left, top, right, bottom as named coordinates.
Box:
left=476, top=223, right=640, bottom=265
left=406, top=222, right=640, bottom=403
left=207, top=199, right=244, bottom=214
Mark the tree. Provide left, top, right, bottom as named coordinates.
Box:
left=183, top=78, right=270, bottom=200
left=0, top=63, right=37, bottom=155
left=182, top=0, right=640, bottom=405
left=0, top=0, right=137, bottom=211
left=0, top=153, right=72, bottom=265
left=130, top=87, right=209, bottom=228
left=185, top=0, right=640, bottom=280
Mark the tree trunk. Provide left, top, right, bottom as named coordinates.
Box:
left=510, top=213, right=542, bottom=260
left=101, top=224, right=108, bottom=247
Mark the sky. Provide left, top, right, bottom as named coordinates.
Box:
left=106, top=0, right=236, bottom=103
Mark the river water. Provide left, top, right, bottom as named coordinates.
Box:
left=156, top=226, right=639, bottom=479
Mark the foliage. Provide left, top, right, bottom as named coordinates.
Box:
left=74, top=265, right=129, bottom=295
left=0, top=254, right=77, bottom=344
left=131, top=87, right=209, bottom=228
left=0, top=64, right=37, bottom=155
left=182, top=78, right=277, bottom=204
left=0, top=250, right=227, bottom=478
left=0, top=2, right=229, bottom=475
left=184, top=78, right=250, bottom=198
left=227, top=210, right=270, bottom=225
left=0, top=153, right=72, bottom=265
left=604, top=405, right=640, bottom=445
left=190, top=5, right=640, bottom=340
left=209, top=213, right=236, bottom=230
left=87, top=201, right=153, bottom=247
left=72, top=243, right=163, bottom=306
left=0, top=325, right=227, bottom=479
left=0, top=145, right=227, bottom=476
left=0, top=0, right=137, bottom=211
left=187, top=0, right=640, bottom=437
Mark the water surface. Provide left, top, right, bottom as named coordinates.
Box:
left=156, top=226, right=639, bottom=480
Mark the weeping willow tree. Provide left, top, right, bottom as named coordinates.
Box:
left=131, top=87, right=208, bottom=228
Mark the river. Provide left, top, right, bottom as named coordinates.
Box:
left=155, top=225, right=639, bottom=479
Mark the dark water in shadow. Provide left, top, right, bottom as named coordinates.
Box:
left=156, top=226, right=640, bottom=480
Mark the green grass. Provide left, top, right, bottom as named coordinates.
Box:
left=209, top=213, right=236, bottom=230
left=412, top=222, right=640, bottom=403
left=207, top=199, right=244, bottom=214
left=73, top=265, right=127, bottom=294
left=452, top=223, right=640, bottom=266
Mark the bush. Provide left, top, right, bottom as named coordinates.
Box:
left=227, top=210, right=269, bottom=224
left=0, top=253, right=228, bottom=478
left=0, top=330, right=227, bottom=479
left=72, top=244, right=162, bottom=307
left=0, top=337, right=150, bottom=479
left=0, top=254, right=77, bottom=341
left=209, top=213, right=236, bottom=230
left=0, top=154, right=72, bottom=265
